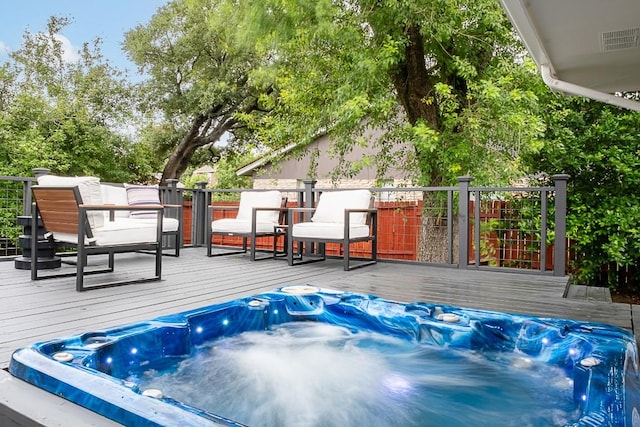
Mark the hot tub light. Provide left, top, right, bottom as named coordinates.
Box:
left=222, top=319, right=229, bottom=326
left=195, top=326, right=203, bottom=334
left=273, top=309, right=279, bottom=315
left=383, top=374, right=412, bottom=395
left=569, top=348, right=578, bottom=356
left=541, top=337, right=549, bottom=345
left=52, top=352, right=74, bottom=362
left=581, top=394, right=587, bottom=401
left=131, top=348, right=138, bottom=355
left=106, top=357, right=113, bottom=364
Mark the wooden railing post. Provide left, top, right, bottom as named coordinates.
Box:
left=457, top=176, right=473, bottom=269
left=552, top=174, right=570, bottom=276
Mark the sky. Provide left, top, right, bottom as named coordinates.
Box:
left=0, top=0, right=170, bottom=77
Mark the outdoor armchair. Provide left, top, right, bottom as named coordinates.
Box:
left=286, top=189, right=377, bottom=271
left=206, top=190, right=288, bottom=261
left=30, top=176, right=163, bottom=292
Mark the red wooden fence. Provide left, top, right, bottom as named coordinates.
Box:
left=468, top=200, right=554, bottom=271
left=181, top=200, right=555, bottom=271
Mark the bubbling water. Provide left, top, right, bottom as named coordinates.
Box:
left=133, top=322, right=579, bottom=427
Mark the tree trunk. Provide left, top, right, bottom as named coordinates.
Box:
left=391, top=25, right=440, bottom=130
left=392, top=26, right=454, bottom=263
left=160, top=114, right=235, bottom=185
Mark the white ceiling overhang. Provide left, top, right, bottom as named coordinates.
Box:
left=499, top=0, right=640, bottom=111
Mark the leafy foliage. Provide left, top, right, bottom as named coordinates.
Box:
left=123, top=0, right=269, bottom=183
left=523, top=96, right=640, bottom=289
left=238, top=0, right=545, bottom=186
left=0, top=16, right=151, bottom=182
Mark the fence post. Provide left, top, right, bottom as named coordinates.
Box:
left=165, top=179, right=179, bottom=205
left=191, top=182, right=208, bottom=246
left=552, top=174, right=570, bottom=276
left=164, top=179, right=180, bottom=250
left=302, top=180, right=317, bottom=255
left=303, top=179, right=317, bottom=208
left=457, top=176, right=472, bottom=269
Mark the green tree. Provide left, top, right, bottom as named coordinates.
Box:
left=0, top=16, right=151, bottom=182
left=237, top=0, right=544, bottom=187
left=234, top=0, right=545, bottom=262
left=123, top=0, right=269, bottom=184
left=213, top=155, right=253, bottom=189
left=523, top=95, right=640, bottom=291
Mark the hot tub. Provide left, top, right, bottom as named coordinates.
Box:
left=9, top=286, right=640, bottom=426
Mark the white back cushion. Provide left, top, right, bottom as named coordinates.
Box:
left=37, top=175, right=104, bottom=228
left=101, top=184, right=130, bottom=218
left=124, top=184, right=161, bottom=219
left=311, top=190, right=371, bottom=225
left=235, top=191, right=283, bottom=224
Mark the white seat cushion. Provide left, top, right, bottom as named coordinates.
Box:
left=211, top=219, right=276, bottom=234
left=135, top=217, right=179, bottom=232
left=311, top=190, right=371, bottom=225
left=235, top=191, right=283, bottom=223
left=52, top=218, right=159, bottom=246
left=292, top=222, right=370, bottom=240
left=37, top=175, right=105, bottom=228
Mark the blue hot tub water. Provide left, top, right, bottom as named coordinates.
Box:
left=9, top=286, right=640, bottom=427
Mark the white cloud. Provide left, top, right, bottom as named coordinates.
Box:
left=0, top=34, right=79, bottom=63
left=52, top=33, right=80, bottom=63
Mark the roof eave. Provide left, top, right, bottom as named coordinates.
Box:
left=499, top=0, right=640, bottom=112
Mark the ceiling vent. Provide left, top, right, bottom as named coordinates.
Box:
left=601, top=28, right=640, bottom=51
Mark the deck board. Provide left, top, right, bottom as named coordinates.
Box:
left=1, top=247, right=636, bottom=369
left=0, top=247, right=638, bottom=426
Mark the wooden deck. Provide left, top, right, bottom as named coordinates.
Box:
left=1, top=246, right=636, bottom=369
left=0, top=247, right=637, bottom=426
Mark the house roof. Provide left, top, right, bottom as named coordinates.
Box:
left=500, top=0, right=640, bottom=111
left=193, top=165, right=215, bottom=174
left=236, top=142, right=298, bottom=176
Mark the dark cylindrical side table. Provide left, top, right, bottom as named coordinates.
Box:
left=14, top=215, right=61, bottom=270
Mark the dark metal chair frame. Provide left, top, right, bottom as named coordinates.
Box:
left=206, top=198, right=288, bottom=261
left=286, top=196, right=378, bottom=271
left=159, top=202, right=183, bottom=257
left=30, top=186, right=163, bottom=292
